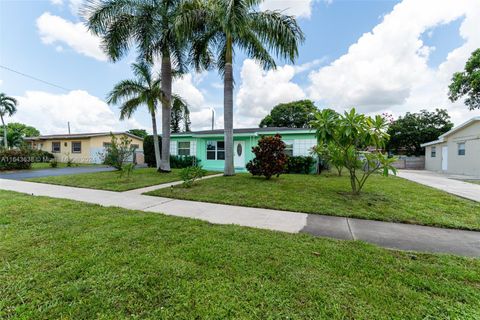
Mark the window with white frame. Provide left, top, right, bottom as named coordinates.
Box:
left=206, top=141, right=225, bottom=160
left=431, top=146, right=436, bottom=157
left=52, top=141, right=61, bottom=153
left=284, top=141, right=294, bottom=157
left=178, top=141, right=191, bottom=156
left=71, top=141, right=82, bottom=153
left=458, top=142, right=465, bottom=156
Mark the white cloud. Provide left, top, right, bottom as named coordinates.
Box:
left=173, top=74, right=205, bottom=111
left=12, top=90, right=141, bottom=134
left=0, top=79, right=3, bottom=87
left=260, top=0, right=315, bottom=18
left=307, top=0, right=480, bottom=125
left=235, top=59, right=307, bottom=127
left=50, top=0, right=63, bottom=5
left=36, top=12, right=107, bottom=61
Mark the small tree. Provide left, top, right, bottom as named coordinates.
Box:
left=312, top=143, right=344, bottom=176
left=311, top=109, right=397, bottom=195
left=246, top=134, right=288, bottom=180
left=102, top=134, right=136, bottom=170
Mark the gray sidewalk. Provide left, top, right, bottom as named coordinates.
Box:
left=397, top=170, right=480, bottom=202
left=1, top=178, right=479, bottom=257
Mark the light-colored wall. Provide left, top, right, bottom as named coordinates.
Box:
left=33, top=134, right=144, bottom=164
left=424, top=121, right=480, bottom=176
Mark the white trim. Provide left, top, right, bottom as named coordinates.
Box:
left=420, top=140, right=444, bottom=147
left=420, top=117, right=480, bottom=148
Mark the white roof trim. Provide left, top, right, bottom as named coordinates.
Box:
left=420, top=139, right=444, bottom=147
left=439, top=116, right=480, bottom=139
left=420, top=116, right=480, bottom=147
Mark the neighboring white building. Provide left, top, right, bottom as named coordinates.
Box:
left=421, top=117, right=480, bottom=177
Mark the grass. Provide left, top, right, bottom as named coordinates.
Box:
left=26, top=168, right=217, bottom=191
left=0, top=190, right=479, bottom=319
left=146, top=173, right=480, bottom=231
left=31, top=162, right=102, bottom=170
left=465, top=180, right=480, bottom=185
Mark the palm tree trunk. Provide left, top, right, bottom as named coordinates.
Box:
left=1, top=114, right=7, bottom=149
left=151, top=110, right=161, bottom=170
left=223, top=35, right=235, bottom=176
left=160, top=54, right=172, bottom=172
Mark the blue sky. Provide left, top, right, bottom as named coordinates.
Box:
left=1, top=0, right=479, bottom=134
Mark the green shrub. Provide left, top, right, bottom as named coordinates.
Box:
left=102, top=134, right=136, bottom=170
left=170, top=155, right=200, bottom=168
left=49, top=159, right=58, bottom=168
left=0, top=149, right=33, bottom=170
left=246, top=134, right=288, bottom=180
left=119, top=163, right=135, bottom=179
left=180, top=166, right=206, bottom=187
left=143, top=135, right=161, bottom=167
left=29, top=149, right=54, bottom=163
left=285, top=156, right=315, bottom=174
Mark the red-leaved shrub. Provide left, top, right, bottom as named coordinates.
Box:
left=246, top=134, right=287, bottom=179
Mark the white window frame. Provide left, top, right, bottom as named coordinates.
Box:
left=284, top=141, right=294, bottom=157
left=458, top=142, right=465, bottom=156
left=71, top=141, right=82, bottom=153
left=206, top=141, right=225, bottom=160
left=52, top=141, right=61, bottom=153
left=431, top=146, right=436, bottom=158
left=178, top=141, right=191, bottom=156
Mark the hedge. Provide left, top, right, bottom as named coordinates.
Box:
left=285, top=156, right=315, bottom=174
left=0, top=149, right=34, bottom=170
left=143, top=135, right=162, bottom=167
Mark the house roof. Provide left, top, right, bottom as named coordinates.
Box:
left=171, top=127, right=314, bottom=137
left=24, top=131, right=144, bottom=141
left=420, top=116, right=480, bottom=147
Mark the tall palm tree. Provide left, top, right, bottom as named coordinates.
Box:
left=84, top=0, right=188, bottom=172
left=183, top=0, right=304, bottom=175
left=107, top=62, right=188, bottom=169
left=171, top=98, right=191, bottom=133
left=0, top=93, right=18, bottom=149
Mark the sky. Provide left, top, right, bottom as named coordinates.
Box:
left=1, top=0, right=479, bottom=135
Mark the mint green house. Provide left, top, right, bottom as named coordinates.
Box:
left=170, top=127, right=317, bottom=172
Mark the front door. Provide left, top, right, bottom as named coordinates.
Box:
left=234, top=141, right=245, bottom=168
left=441, top=146, right=448, bottom=171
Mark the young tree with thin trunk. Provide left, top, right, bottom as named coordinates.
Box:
left=84, top=0, right=188, bottom=172
left=0, top=93, right=18, bottom=149
left=182, top=0, right=304, bottom=175
left=107, top=62, right=187, bottom=170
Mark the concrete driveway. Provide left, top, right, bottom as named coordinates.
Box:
left=397, top=170, right=480, bottom=202
left=0, top=166, right=115, bottom=180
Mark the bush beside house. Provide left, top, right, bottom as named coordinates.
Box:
left=247, top=134, right=288, bottom=179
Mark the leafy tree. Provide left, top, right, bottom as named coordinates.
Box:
left=127, top=129, right=148, bottom=139
left=311, top=109, right=397, bottom=195
left=449, top=48, right=480, bottom=110
left=107, top=62, right=187, bottom=171
left=312, top=143, right=344, bottom=176
left=246, top=134, right=288, bottom=180
left=259, top=100, right=318, bottom=128
left=102, top=133, right=136, bottom=170
left=171, top=98, right=191, bottom=133
left=386, top=109, right=453, bottom=156
left=0, top=92, right=18, bottom=149
left=183, top=0, right=304, bottom=176
left=85, top=0, right=194, bottom=172
left=1, top=122, right=40, bottom=148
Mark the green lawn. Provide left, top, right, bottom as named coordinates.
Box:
left=146, top=173, right=480, bottom=231
left=26, top=168, right=217, bottom=191
left=0, top=191, right=479, bottom=319
left=31, top=162, right=102, bottom=170
left=465, top=180, right=480, bottom=185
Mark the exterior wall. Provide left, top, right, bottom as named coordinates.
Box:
left=31, top=134, right=144, bottom=164
left=170, top=132, right=317, bottom=172
left=89, top=134, right=144, bottom=164
left=424, top=144, right=444, bottom=171
left=443, top=121, right=480, bottom=176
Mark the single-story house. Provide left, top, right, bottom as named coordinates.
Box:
left=421, top=116, right=480, bottom=177
left=170, top=127, right=317, bottom=172
left=24, top=132, right=144, bottom=164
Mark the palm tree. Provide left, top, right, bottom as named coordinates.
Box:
left=107, top=62, right=188, bottom=169
left=171, top=98, right=191, bottom=133
left=0, top=93, right=18, bottom=149
left=183, top=0, right=304, bottom=175
left=84, top=0, right=188, bottom=172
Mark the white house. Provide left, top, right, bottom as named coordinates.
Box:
left=421, top=116, right=480, bottom=177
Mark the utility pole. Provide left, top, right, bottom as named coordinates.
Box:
left=211, top=109, right=215, bottom=130
left=67, top=122, right=71, bottom=134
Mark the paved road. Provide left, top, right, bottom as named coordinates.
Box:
left=398, top=170, right=480, bottom=202
left=0, top=166, right=115, bottom=180
left=1, top=178, right=479, bottom=257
